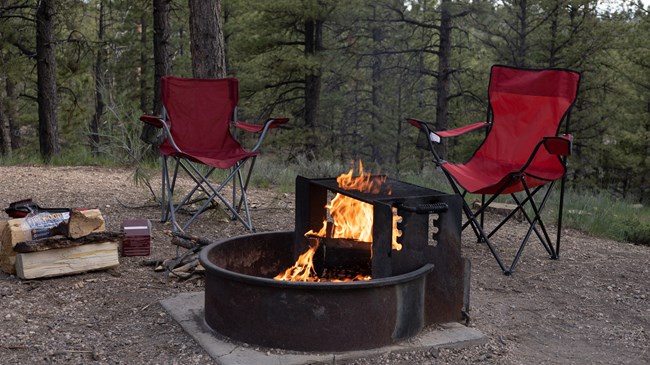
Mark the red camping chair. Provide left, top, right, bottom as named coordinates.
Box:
left=407, top=65, right=580, bottom=274
left=140, top=76, right=288, bottom=232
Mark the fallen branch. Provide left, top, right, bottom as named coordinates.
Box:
left=170, top=232, right=216, bottom=248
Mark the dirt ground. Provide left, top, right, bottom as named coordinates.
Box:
left=0, top=165, right=647, bottom=365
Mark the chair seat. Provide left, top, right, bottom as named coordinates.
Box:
left=160, top=145, right=258, bottom=169
left=443, top=157, right=565, bottom=195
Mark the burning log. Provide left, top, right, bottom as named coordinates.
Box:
left=314, top=237, right=372, bottom=276
left=274, top=236, right=372, bottom=282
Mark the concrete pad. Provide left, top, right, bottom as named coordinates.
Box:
left=161, top=291, right=486, bottom=365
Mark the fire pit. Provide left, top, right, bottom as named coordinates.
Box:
left=199, top=170, right=469, bottom=352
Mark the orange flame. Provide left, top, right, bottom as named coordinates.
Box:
left=274, top=241, right=319, bottom=282
left=336, top=161, right=387, bottom=194
left=275, top=161, right=402, bottom=282
left=309, top=161, right=402, bottom=250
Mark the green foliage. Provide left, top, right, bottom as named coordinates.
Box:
left=560, top=187, right=650, bottom=245
left=623, top=218, right=650, bottom=246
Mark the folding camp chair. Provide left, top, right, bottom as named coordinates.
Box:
left=140, top=76, right=288, bottom=233
left=407, top=65, right=580, bottom=274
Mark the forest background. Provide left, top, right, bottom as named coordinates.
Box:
left=0, top=0, right=648, bottom=241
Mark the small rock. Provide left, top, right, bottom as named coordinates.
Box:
left=92, top=351, right=102, bottom=361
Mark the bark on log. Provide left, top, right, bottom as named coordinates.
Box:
left=171, top=232, right=216, bottom=247
left=13, top=232, right=124, bottom=253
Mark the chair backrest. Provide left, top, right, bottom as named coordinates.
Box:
left=474, top=65, right=580, bottom=170
left=160, top=76, right=240, bottom=152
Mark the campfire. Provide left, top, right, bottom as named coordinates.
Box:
left=199, top=169, right=469, bottom=352
left=274, top=162, right=402, bottom=282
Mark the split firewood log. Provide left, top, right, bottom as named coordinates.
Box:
left=13, top=232, right=124, bottom=253
left=1, top=212, right=69, bottom=274
left=50, top=209, right=106, bottom=239
left=15, top=242, right=119, bottom=280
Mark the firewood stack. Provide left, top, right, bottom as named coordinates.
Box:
left=0, top=209, right=120, bottom=279
left=147, top=231, right=211, bottom=280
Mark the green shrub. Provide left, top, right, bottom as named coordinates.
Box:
left=623, top=218, right=650, bottom=246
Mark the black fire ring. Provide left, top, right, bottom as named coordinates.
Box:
left=199, top=231, right=435, bottom=352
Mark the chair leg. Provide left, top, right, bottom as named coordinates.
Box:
left=236, top=157, right=257, bottom=213
left=463, top=207, right=509, bottom=274
left=458, top=174, right=564, bottom=275
left=160, top=155, right=180, bottom=232
left=232, top=165, right=237, bottom=220
left=523, top=181, right=557, bottom=258
left=236, top=167, right=254, bottom=231
left=507, top=180, right=560, bottom=273
left=505, top=188, right=554, bottom=258
left=161, top=155, right=169, bottom=223
left=186, top=159, right=255, bottom=232
left=168, top=158, right=183, bottom=232
left=555, top=174, right=567, bottom=258
left=479, top=194, right=486, bottom=241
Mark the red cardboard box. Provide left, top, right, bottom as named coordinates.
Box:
left=121, top=219, right=151, bottom=256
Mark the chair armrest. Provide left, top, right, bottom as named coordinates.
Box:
left=234, top=117, right=289, bottom=152
left=436, top=122, right=489, bottom=138
left=519, top=134, right=573, bottom=173
left=234, top=118, right=289, bottom=133
left=405, top=118, right=488, bottom=143
left=140, top=114, right=182, bottom=152
left=140, top=115, right=165, bottom=128
left=543, top=135, right=573, bottom=156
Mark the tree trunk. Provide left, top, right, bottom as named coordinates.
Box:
left=5, top=76, right=20, bottom=149
left=370, top=5, right=383, bottom=164
left=304, top=19, right=323, bottom=130
left=516, top=0, right=528, bottom=67
left=36, top=0, right=60, bottom=161
left=435, top=0, right=452, bottom=159
left=547, top=0, right=559, bottom=68
left=140, top=12, right=148, bottom=113
left=0, top=56, right=10, bottom=155
left=188, top=0, right=226, bottom=79
left=0, top=90, right=9, bottom=156
left=90, top=0, right=105, bottom=156
left=153, top=0, right=171, bottom=115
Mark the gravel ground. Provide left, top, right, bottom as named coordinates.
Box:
left=0, top=165, right=648, bottom=365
